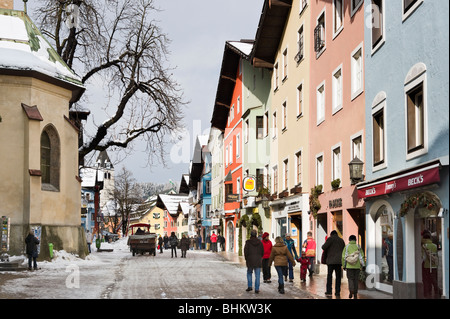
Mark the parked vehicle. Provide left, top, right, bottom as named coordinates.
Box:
left=127, top=224, right=156, bottom=256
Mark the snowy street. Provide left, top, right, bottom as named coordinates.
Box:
left=0, top=237, right=317, bottom=300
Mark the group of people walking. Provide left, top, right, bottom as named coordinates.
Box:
left=244, top=229, right=365, bottom=298
left=156, top=231, right=225, bottom=258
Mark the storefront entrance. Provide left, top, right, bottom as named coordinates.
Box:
left=414, top=206, right=443, bottom=299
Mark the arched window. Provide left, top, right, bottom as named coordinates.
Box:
left=40, top=125, right=60, bottom=191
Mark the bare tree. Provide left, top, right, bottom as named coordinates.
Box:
left=34, top=0, right=186, bottom=165
left=110, top=167, right=142, bottom=235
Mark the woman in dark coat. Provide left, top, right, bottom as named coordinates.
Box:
left=158, top=235, right=164, bottom=254
left=25, top=230, right=40, bottom=270
left=180, top=234, right=190, bottom=258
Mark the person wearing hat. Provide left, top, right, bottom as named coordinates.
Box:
left=283, top=233, right=299, bottom=282
left=261, top=232, right=273, bottom=283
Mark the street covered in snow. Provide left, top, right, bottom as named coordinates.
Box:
left=0, top=237, right=317, bottom=300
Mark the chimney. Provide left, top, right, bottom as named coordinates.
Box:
left=0, top=0, right=14, bottom=9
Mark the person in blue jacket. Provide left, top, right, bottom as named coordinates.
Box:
left=283, top=233, right=299, bottom=282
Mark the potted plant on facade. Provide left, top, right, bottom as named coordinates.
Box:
left=331, top=178, right=341, bottom=190
left=309, top=185, right=322, bottom=219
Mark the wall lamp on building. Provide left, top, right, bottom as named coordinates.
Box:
left=348, top=157, right=364, bottom=185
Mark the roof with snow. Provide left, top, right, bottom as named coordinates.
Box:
left=156, top=193, right=189, bottom=216
left=0, top=9, right=84, bottom=101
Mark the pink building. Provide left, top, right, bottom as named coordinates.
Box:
left=308, top=0, right=366, bottom=252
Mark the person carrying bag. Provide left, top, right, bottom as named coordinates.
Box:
left=342, top=235, right=365, bottom=299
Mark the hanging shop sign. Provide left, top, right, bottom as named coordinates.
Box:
left=357, top=163, right=440, bottom=199
left=243, top=176, right=256, bottom=192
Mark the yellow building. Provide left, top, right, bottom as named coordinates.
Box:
left=129, top=196, right=165, bottom=238
left=252, top=0, right=311, bottom=251
left=0, top=3, right=86, bottom=258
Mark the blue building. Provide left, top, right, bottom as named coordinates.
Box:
left=358, top=0, right=449, bottom=298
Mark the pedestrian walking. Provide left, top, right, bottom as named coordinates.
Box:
left=163, top=234, right=169, bottom=250
left=219, top=233, right=226, bottom=251
left=158, top=235, right=163, bottom=254
left=210, top=231, right=218, bottom=252
left=269, top=236, right=296, bottom=294
left=206, top=234, right=210, bottom=251
left=303, top=231, right=316, bottom=277
left=85, top=229, right=92, bottom=254
left=189, top=236, right=194, bottom=250
left=261, top=232, right=272, bottom=283
left=421, top=231, right=440, bottom=298
left=197, top=235, right=202, bottom=250
left=342, top=234, right=365, bottom=299
left=25, top=230, right=40, bottom=270
left=321, top=230, right=345, bottom=297
left=244, top=230, right=264, bottom=294
left=298, top=251, right=310, bottom=282
left=169, top=232, right=178, bottom=258
left=180, top=234, right=190, bottom=258
left=283, top=233, right=298, bottom=282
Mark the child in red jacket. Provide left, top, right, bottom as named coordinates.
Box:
left=298, top=251, right=310, bottom=282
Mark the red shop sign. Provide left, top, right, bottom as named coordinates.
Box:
left=357, top=164, right=440, bottom=199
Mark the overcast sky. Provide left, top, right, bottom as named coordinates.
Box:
left=125, top=0, right=263, bottom=184
left=14, top=0, right=263, bottom=184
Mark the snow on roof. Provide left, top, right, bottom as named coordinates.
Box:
left=0, top=10, right=83, bottom=88
left=227, top=41, right=253, bottom=57
left=157, top=193, right=189, bottom=216
left=80, top=167, right=103, bottom=187
left=178, top=201, right=189, bottom=216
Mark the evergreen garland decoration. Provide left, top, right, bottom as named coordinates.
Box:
left=400, top=193, right=439, bottom=217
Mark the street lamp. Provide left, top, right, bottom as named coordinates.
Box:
left=348, top=157, right=364, bottom=184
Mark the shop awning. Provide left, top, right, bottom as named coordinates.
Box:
left=357, top=160, right=441, bottom=199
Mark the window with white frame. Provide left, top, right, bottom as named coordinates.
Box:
left=295, top=151, right=302, bottom=185
left=297, top=83, right=303, bottom=117
left=314, top=11, right=326, bottom=54
left=273, top=111, right=277, bottom=138
left=273, top=165, right=278, bottom=194
left=264, top=111, right=269, bottom=137
left=230, top=105, right=234, bottom=122
left=316, top=154, right=324, bottom=187
left=333, top=0, right=344, bottom=36
left=245, top=119, right=249, bottom=143
left=403, top=0, right=423, bottom=20
left=351, top=0, right=363, bottom=16
left=282, top=101, right=287, bottom=130
left=332, top=66, right=343, bottom=114
left=256, top=116, right=264, bottom=139
left=332, top=146, right=341, bottom=183
left=283, top=159, right=289, bottom=190
left=264, top=164, right=269, bottom=190
left=372, top=107, right=385, bottom=167
left=406, top=81, right=426, bottom=157
left=351, top=135, right=363, bottom=161
left=274, top=62, right=279, bottom=91
left=371, top=0, right=384, bottom=52
left=229, top=141, right=233, bottom=164
left=225, top=145, right=229, bottom=166
left=300, top=0, right=307, bottom=13
left=236, top=133, right=240, bottom=158
left=295, top=26, right=304, bottom=63
left=317, top=82, right=325, bottom=124
left=282, top=48, right=288, bottom=80
left=236, top=177, right=241, bottom=195
left=351, top=45, right=363, bottom=99
left=237, top=96, right=240, bottom=114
